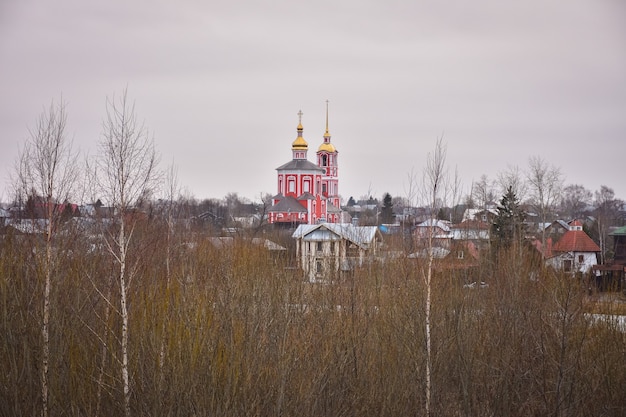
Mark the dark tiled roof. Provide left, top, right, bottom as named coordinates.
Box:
left=297, top=192, right=317, bottom=200
left=276, top=159, right=324, bottom=172
left=268, top=195, right=308, bottom=213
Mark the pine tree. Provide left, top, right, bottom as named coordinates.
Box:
left=381, top=193, right=394, bottom=224
left=492, top=185, right=526, bottom=248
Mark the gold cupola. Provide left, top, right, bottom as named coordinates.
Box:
left=291, top=109, right=308, bottom=151
left=317, top=100, right=336, bottom=153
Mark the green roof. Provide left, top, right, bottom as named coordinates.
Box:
left=609, top=225, right=626, bottom=236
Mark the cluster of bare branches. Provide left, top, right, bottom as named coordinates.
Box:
left=2, top=228, right=625, bottom=416
left=2, top=95, right=625, bottom=417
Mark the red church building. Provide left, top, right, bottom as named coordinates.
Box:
left=268, top=106, right=342, bottom=226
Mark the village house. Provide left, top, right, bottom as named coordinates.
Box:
left=407, top=239, right=481, bottom=280
left=545, top=220, right=600, bottom=275
left=462, top=207, right=498, bottom=223
left=292, top=223, right=382, bottom=282
left=543, top=219, right=571, bottom=243
left=592, top=225, right=626, bottom=290
left=412, top=219, right=452, bottom=249
left=450, top=219, right=490, bottom=245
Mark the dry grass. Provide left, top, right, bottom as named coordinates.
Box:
left=584, top=292, right=626, bottom=315
left=1, top=229, right=625, bottom=417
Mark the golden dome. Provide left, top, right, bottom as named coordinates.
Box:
left=292, top=109, right=308, bottom=150
left=292, top=135, right=308, bottom=150
left=317, top=142, right=336, bottom=152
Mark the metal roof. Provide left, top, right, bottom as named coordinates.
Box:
left=292, top=223, right=380, bottom=249
left=276, top=159, right=324, bottom=172
left=610, top=225, right=626, bottom=236
left=268, top=195, right=308, bottom=213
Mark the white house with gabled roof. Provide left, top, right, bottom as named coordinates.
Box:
left=546, top=220, right=601, bottom=275
left=292, top=223, right=382, bottom=282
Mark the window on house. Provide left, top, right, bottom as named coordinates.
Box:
left=330, top=242, right=335, bottom=253
left=316, top=260, right=323, bottom=274
left=317, top=242, right=323, bottom=252
left=457, top=251, right=464, bottom=259
left=578, top=255, right=584, bottom=263
left=564, top=260, right=572, bottom=272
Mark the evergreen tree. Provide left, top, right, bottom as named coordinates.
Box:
left=381, top=193, right=394, bottom=224
left=492, top=185, right=526, bottom=248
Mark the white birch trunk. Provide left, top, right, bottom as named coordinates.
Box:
left=119, top=221, right=131, bottom=417
left=97, top=89, right=158, bottom=416
left=424, top=225, right=434, bottom=417
left=41, top=199, right=54, bottom=417
left=41, top=235, right=51, bottom=417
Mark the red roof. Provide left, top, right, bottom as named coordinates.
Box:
left=552, top=229, right=600, bottom=253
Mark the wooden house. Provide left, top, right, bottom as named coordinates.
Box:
left=292, top=223, right=382, bottom=282
left=593, top=225, right=626, bottom=290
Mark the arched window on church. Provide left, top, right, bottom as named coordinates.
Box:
left=322, top=154, right=328, bottom=166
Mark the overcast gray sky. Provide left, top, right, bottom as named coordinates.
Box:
left=2, top=0, right=625, bottom=205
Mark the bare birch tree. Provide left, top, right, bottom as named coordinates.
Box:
left=497, top=165, right=527, bottom=203
left=13, top=99, right=78, bottom=417
left=560, top=184, right=592, bottom=220
left=472, top=174, right=497, bottom=211
left=420, top=136, right=449, bottom=417
left=158, top=162, right=179, bottom=390
left=96, top=90, right=159, bottom=417
left=526, top=156, right=563, bottom=251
